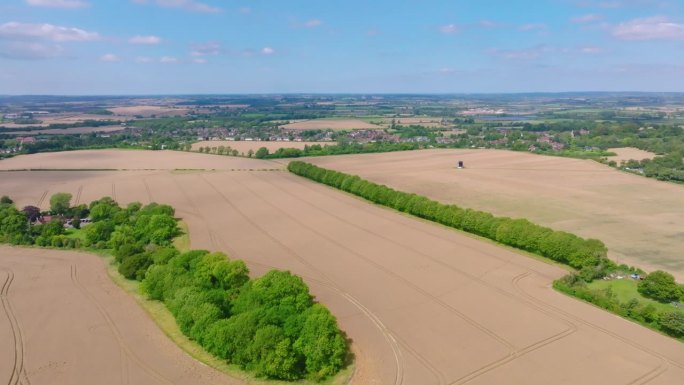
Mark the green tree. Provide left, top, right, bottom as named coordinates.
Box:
left=90, top=201, right=120, bottom=222
left=255, top=147, right=270, bottom=159
left=40, top=219, right=65, bottom=238
left=0, top=196, right=14, bottom=205
left=49, top=192, right=72, bottom=215
left=118, top=253, right=153, bottom=280
left=659, top=311, right=684, bottom=337
left=84, top=220, right=116, bottom=246
left=638, top=271, right=680, bottom=303
left=294, top=304, right=348, bottom=381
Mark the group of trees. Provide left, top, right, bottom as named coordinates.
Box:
left=0, top=194, right=88, bottom=247
left=142, top=251, right=348, bottom=380
left=1, top=193, right=350, bottom=381
left=197, top=146, right=241, bottom=157
left=638, top=270, right=684, bottom=303
left=254, top=142, right=423, bottom=159
left=288, top=161, right=612, bottom=275
left=555, top=274, right=684, bottom=339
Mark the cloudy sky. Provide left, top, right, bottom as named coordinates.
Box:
left=1, top=0, right=684, bottom=94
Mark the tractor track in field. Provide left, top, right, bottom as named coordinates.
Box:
left=221, top=172, right=517, bottom=354
left=511, top=272, right=674, bottom=385
left=256, top=172, right=584, bottom=385
left=142, top=177, right=154, bottom=203
left=1, top=269, right=31, bottom=385
left=195, top=173, right=408, bottom=385
left=36, top=191, right=48, bottom=209
left=279, top=172, right=559, bottom=281
left=273, top=170, right=679, bottom=385
left=69, top=265, right=177, bottom=385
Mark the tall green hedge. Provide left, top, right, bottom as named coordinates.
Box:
left=288, top=161, right=612, bottom=273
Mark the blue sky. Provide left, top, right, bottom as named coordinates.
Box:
left=1, top=0, right=683, bottom=94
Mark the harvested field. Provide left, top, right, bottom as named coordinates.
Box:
left=303, top=149, right=684, bottom=280
left=379, top=117, right=445, bottom=128
left=1, top=114, right=121, bottom=128
left=0, top=246, right=245, bottom=385
left=2, top=125, right=124, bottom=136
left=608, top=147, right=657, bottom=163
left=2, top=149, right=684, bottom=385
left=108, top=106, right=190, bottom=117
left=0, top=149, right=277, bottom=170
left=281, top=119, right=380, bottom=130
left=191, top=140, right=334, bottom=153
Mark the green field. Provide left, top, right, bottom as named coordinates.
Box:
left=588, top=278, right=684, bottom=314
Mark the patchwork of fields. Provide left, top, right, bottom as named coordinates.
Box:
left=1, top=149, right=684, bottom=385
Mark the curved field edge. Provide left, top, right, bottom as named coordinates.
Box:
left=102, top=252, right=355, bottom=385
left=286, top=161, right=684, bottom=342
left=0, top=196, right=353, bottom=383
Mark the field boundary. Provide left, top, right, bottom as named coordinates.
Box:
left=287, top=161, right=684, bottom=343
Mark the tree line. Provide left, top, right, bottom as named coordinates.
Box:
left=0, top=194, right=349, bottom=381
left=287, top=161, right=612, bottom=275
left=287, top=161, right=684, bottom=340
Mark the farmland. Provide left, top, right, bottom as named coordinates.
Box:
left=0, top=246, right=247, bottom=385
left=108, top=106, right=190, bottom=118
left=191, top=141, right=334, bottom=154
left=2, top=125, right=125, bottom=136
left=281, top=119, right=381, bottom=130
left=607, top=147, right=658, bottom=163
left=2, top=149, right=684, bottom=384
left=304, top=149, right=684, bottom=280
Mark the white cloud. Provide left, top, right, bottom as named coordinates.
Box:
left=160, top=56, right=178, bottom=63
left=129, top=35, right=162, bottom=45
left=580, top=46, right=604, bottom=53
left=133, top=0, right=221, bottom=13
left=439, top=24, right=459, bottom=34
left=25, top=0, right=89, bottom=8
left=192, top=58, right=207, bottom=64
left=99, top=53, right=120, bottom=62
left=488, top=44, right=551, bottom=60
left=612, top=16, right=684, bottom=40
left=0, top=42, right=64, bottom=60
left=261, top=47, right=275, bottom=55
left=135, top=56, right=152, bottom=63
left=519, top=23, right=547, bottom=31
left=571, top=14, right=604, bottom=23
left=304, top=19, right=322, bottom=28
left=478, top=20, right=505, bottom=29
left=190, top=41, right=222, bottom=56
left=239, top=6, right=251, bottom=14
left=0, top=22, right=99, bottom=42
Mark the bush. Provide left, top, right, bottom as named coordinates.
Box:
left=659, top=311, right=684, bottom=337
left=118, top=253, right=153, bottom=280
left=638, top=271, right=680, bottom=303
